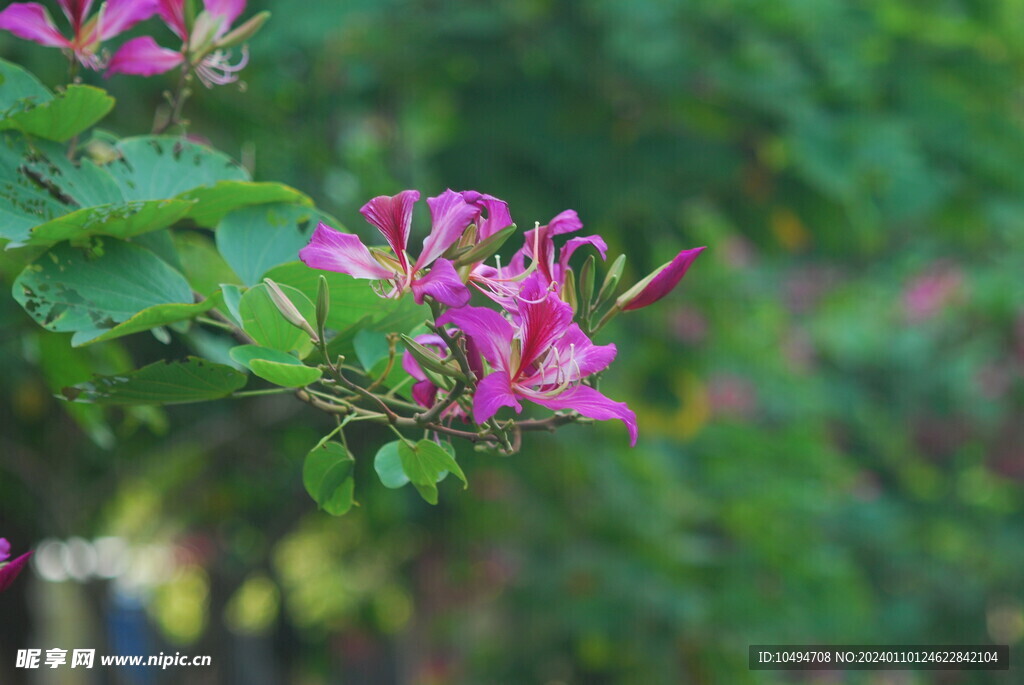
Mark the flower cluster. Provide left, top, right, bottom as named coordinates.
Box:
left=0, top=538, right=32, bottom=593
left=0, top=0, right=266, bottom=87
left=300, top=189, right=705, bottom=446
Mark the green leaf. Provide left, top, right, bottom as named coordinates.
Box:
left=353, top=329, right=391, bottom=370
left=0, top=58, right=51, bottom=111
left=0, top=85, right=114, bottom=142
left=21, top=139, right=123, bottom=207
left=62, top=356, right=247, bottom=404
left=303, top=441, right=355, bottom=515
left=398, top=439, right=468, bottom=504
left=238, top=282, right=315, bottom=353
left=263, top=261, right=420, bottom=332
left=22, top=199, right=195, bottom=246
left=229, top=344, right=322, bottom=387
left=215, top=203, right=333, bottom=285
left=180, top=181, right=311, bottom=228
left=70, top=299, right=216, bottom=347
left=12, top=239, right=202, bottom=346
left=220, top=284, right=244, bottom=325
left=105, top=136, right=249, bottom=201
left=0, top=135, right=70, bottom=242
left=174, top=230, right=241, bottom=296
left=374, top=441, right=410, bottom=489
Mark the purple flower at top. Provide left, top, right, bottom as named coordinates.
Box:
left=0, top=538, right=32, bottom=593
left=300, top=189, right=479, bottom=308
left=107, top=0, right=254, bottom=86
left=441, top=278, right=638, bottom=445
left=0, top=0, right=158, bottom=70
left=460, top=191, right=513, bottom=242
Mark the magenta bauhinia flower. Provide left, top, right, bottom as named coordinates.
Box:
left=107, top=0, right=259, bottom=86
left=0, top=0, right=158, bottom=70
left=0, top=538, right=32, bottom=593
left=441, top=280, right=637, bottom=445
left=618, top=246, right=706, bottom=311
left=300, top=189, right=479, bottom=308
left=471, top=209, right=606, bottom=310
left=460, top=191, right=513, bottom=241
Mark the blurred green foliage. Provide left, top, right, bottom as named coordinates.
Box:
left=2, top=0, right=1024, bottom=683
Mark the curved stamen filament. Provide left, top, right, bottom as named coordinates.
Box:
left=194, top=46, right=249, bottom=88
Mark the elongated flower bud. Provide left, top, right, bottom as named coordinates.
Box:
left=617, top=247, right=705, bottom=311
left=265, top=279, right=319, bottom=342
left=452, top=225, right=517, bottom=267
left=400, top=335, right=468, bottom=382
left=216, top=11, right=270, bottom=49
left=578, top=255, right=596, bottom=310
left=316, top=275, right=330, bottom=335
left=561, top=268, right=578, bottom=314
left=595, top=254, right=626, bottom=306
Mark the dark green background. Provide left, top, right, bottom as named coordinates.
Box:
left=2, top=1, right=1023, bottom=683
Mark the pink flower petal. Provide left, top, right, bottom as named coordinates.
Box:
left=299, top=222, right=395, bottom=280
left=203, top=0, right=245, bottom=27
left=438, top=305, right=514, bottom=371
left=58, top=0, right=94, bottom=33
left=98, top=0, right=158, bottom=40
left=473, top=371, right=522, bottom=424
left=157, top=0, right=186, bottom=38
left=556, top=324, right=616, bottom=379
left=560, top=234, right=607, bottom=267
left=106, top=36, right=183, bottom=76
left=529, top=384, right=637, bottom=446
left=547, top=209, right=584, bottom=235
left=461, top=191, right=513, bottom=241
left=360, top=190, right=418, bottom=274
left=0, top=538, right=10, bottom=563
left=621, top=246, right=706, bottom=311
left=401, top=334, right=446, bottom=381
left=0, top=550, right=33, bottom=593
left=416, top=189, right=478, bottom=270
left=411, top=258, right=471, bottom=308
left=517, top=289, right=573, bottom=371
left=0, top=3, right=68, bottom=47
left=412, top=380, right=437, bottom=409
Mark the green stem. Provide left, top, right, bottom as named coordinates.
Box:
left=232, top=387, right=295, bottom=398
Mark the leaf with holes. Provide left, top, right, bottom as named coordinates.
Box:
left=0, top=58, right=50, bottom=111
left=0, top=135, right=70, bottom=242
left=62, top=357, right=247, bottom=404
left=104, top=136, right=249, bottom=201
left=181, top=181, right=312, bottom=228
left=0, top=85, right=114, bottom=142
left=20, top=199, right=195, bottom=247
left=12, top=239, right=200, bottom=345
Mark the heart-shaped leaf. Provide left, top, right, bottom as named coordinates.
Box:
left=13, top=239, right=203, bottom=346
left=303, top=442, right=356, bottom=516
